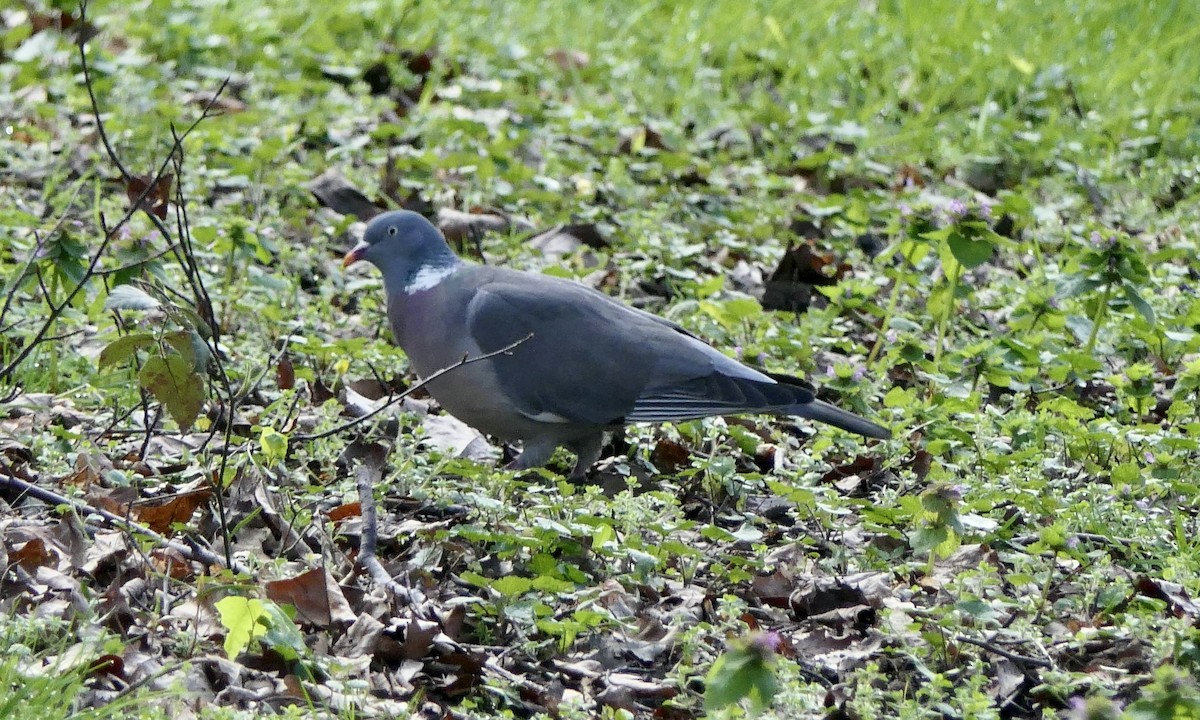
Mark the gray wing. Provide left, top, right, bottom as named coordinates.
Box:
left=625, top=337, right=815, bottom=422
left=465, top=275, right=781, bottom=426
left=466, top=278, right=660, bottom=425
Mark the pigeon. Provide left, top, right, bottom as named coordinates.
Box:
left=344, top=210, right=890, bottom=480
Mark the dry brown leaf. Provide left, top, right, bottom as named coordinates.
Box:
left=124, top=173, right=173, bottom=220
left=266, top=566, right=356, bottom=627
left=150, top=547, right=196, bottom=579
left=649, top=439, right=691, bottom=474
left=763, top=241, right=852, bottom=310
left=29, top=10, right=98, bottom=40
left=1136, top=576, right=1200, bottom=619
left=80, top=530, right=128, bottom=575
left=280, top=674, right=307, bottom=699
left=65, top=451, right=112, bottom=487
left=401, top=618, right=440, bottom=660
left=276, top=354, right=295, bottom=391
left=133, top=488, right=212, bottom=534
left=792, top=572, right=892, bottom=619
left=328, top=502, right=361, bottom=522
left=10, top=537, right=54, bottom=571
left=333, top=613, right=386, bottom=659
left=437, top=207, right=535, bottom=245
left=750, top=569, right=794, bottom=608
left=421, top=414, right=498, bottom=463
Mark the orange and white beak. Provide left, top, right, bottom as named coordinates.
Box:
left=342, top=240, right=369, bottom=268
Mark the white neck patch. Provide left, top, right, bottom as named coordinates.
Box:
left=405, top=263, right=458, bottom=294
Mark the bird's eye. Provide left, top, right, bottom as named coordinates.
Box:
left=387, top=226, right=398, bottom=236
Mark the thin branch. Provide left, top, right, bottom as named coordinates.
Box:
left=77, top=0, right=131, bottom=183
left=954, top=634, right=1053, bottom=668
left=77, top=2, right=237, bottom=562
left=0, top=472, right=252, bottom=575
left=354, top=459, right=417, bottom=602
left=0, top=59, right=225, bottom=382
left=346, top=337, right=531, bottom=602
left=293, top=334, right=533, bottom=442
left=0, top=174, right=91, bottom=331
left=93, top=242, right=182, bottom=276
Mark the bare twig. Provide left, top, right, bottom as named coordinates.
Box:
left=954, top=634, right=1052, bottom=668
left=93, top=242, right=182, bottom=276
left=293, top=334, right=533, bottom=442
left=80, top=0, right=241, bottom=564
left=77, top=0, right=131, bottom=182
left=354, top=458, right=417, bottom=601
left=346, top=337, right=530, bottom=602
left=0, top=472, right=252, bottom=575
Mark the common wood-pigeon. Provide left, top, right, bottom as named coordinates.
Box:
left=344, top=210, right=890, bottom=480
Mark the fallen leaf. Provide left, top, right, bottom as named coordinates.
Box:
left=10, top=537, right=54, bottom=571
left=1136, top=576, right=1200, bottom=619
left=750, top=569, right=794, bottom=609
left=266, top=566, right=356, bottom=627
left=88, top=654, right=125, bottom=681
left=332, top=613, right=385, bottom=659
left=29, top=10, right=98, bottom=40
left=150, top=547, right=196, bottom=579
left=650, top=439, right=691, bottom=474
left=328, top=502, right=361, bottom=522
left=276, top=354, right=295, bottom=391
left=527, top=222, right=609, bottom=263
left=421, top=413, right=498, bottom=463
left=437, top=207, right=535, bottom=246
left=761, top=243, right=850, bottom=312
left=401, top=618, right=441, bottom=660
left=133, top=487, right=212, bottom=534
left=309, top=169, right=382, bottom=220
left=791, top=572, right=892, bottom=618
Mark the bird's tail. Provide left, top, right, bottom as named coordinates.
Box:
left=792, top=398, right=892, bottom=439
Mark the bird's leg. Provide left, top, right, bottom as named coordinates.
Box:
left=503, top=439, right=558, bottom=472
left=566, top=433, right=605, bottom=482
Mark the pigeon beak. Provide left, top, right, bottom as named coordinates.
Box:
left=342, top=241, right=369, bottom=268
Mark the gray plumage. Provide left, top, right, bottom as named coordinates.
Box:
left=344, top=210, right=890, bottom=479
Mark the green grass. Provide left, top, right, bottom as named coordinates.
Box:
left=3, top=0, right=1200, bottom=717
left=0, top=616, right=166, bottom=719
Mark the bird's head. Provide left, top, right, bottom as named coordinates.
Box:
left=343, top=210, right=461, bottom=293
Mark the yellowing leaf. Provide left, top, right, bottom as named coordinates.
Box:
left=139, top=354, right=205, bottom=430
left=259, top=427, right=289, bottom=464
left=215, top=596, right=271, bottom=659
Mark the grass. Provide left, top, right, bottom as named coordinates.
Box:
left=2, top=0, right=1200, bottom=717
left=0, top=616, right=165, bottom=719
